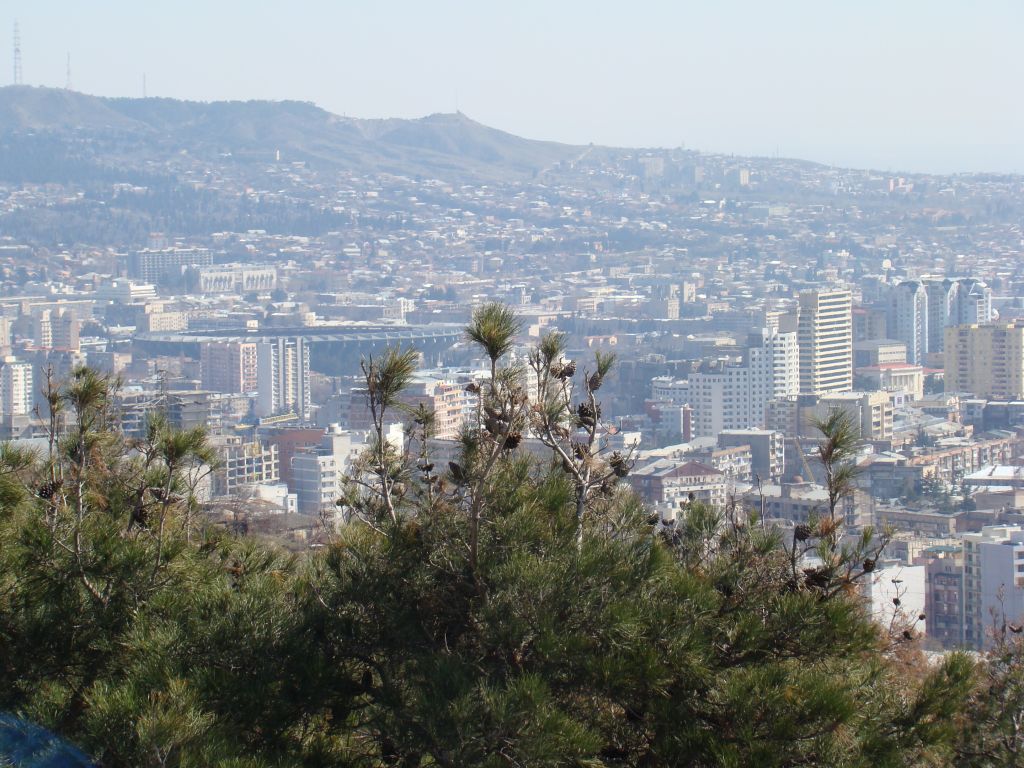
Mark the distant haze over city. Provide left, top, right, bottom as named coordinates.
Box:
left=9, top=0, right=1024, bottom=175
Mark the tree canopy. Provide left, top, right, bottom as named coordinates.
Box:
left=0, top=318, right=1002, bottom=767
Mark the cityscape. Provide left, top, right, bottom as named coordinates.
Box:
left=3, top=5, right=1024, bottom=764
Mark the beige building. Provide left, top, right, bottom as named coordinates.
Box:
left=855, top=363, right=924, bottom=401
left=815, top=391, right=894, bottom=442
left=945, top=321, right=1024, bottom=400
left=799, top=289, right=853, bottom=395
left=200, top=341, right=259, bottom=395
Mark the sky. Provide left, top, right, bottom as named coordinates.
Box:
left=9, top=1, right=1024, bottom=174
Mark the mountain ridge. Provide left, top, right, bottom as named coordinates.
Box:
left=0, top=85, right=582, bottom=181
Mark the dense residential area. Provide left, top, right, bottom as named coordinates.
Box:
left=2, top=87, right=1024, bottom=653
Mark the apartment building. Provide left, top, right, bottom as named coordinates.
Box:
left=799, top=289, right=853, bottom=395
left=945, top=321, right=1024, bottom=400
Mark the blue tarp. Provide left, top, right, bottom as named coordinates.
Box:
left=0, top=715, right=94, bottom=767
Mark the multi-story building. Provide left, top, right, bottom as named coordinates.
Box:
left=290, top=426, right=354, bottom=517
left=955, top=278, right=994, bottom=326
left=923, top=278, right=959, bottom=354
left=963, top=525, right=1024, bottom=649
left=201, top=341, right=259, bottom=395
left=32, top=308, right=79, bottom=352
left=888, top=280, right=929, bottom=364
left=209, top=435, right=280, bottom=498
left=945, top=321, right=1024, bottom=399
left=255, top=337, right=311, bottom=420
left=128, top=247, right=213, bottom=285
left=854, top=363, right=925, bottom=401
left=189, top=264, right=278, bottom=294
left=688, top=329, right=798, bottom=438
left=629, top=460, right=728, bottom=515
left=922, top=546, right=964, bottom=649
left=853, top=339, right=907, bottom=368
left=799, top=289, right=853, bottom=395
left=650, top=376, right=690, bottom=406
left=398, top=376, right=478, bottom=440
left=815, top=391, right=894, bottom=442
left=923, top=276, right=994, bottom=353
left=718, top=429, right=785, bottom=482
left=0, top=357, right=33, bottom=417
left=742, top=481, right=873, bottom=528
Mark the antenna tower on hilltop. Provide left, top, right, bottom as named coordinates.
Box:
left=12, top=21, right=22, bottom=85
left=65, top=51, right=72, bottom=90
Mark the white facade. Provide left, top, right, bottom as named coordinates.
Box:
left=862, top=562, right=927, bottom=636
left=963, top=525, right=1024, bottom=649
left=0, top=357, right=33, bottom=417
left=799, top=289, right=853, bottom=395
left=255, top=337, right=311, bottom=420
left=889, top=281, right=929, bottom=364
left=687, top=329, right=798, bottom=439
left=650, top=377, right=690, bottom=406
left=291, top=427, right=354, bottom=516
left=923, top=276, right=994, bottom=353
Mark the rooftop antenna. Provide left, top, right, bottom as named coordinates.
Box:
left=64, top=51, right=71, bottom=90
left=12, top=21, right=22, bottom=85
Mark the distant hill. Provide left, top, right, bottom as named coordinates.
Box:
left=0, top=86, right=581, bottom=182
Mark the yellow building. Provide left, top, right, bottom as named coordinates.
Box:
left=945, top=321, right=1024, bottom=400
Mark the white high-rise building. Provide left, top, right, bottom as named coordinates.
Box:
left=922, top=276, right=994, bottom=354
left=923, top=277, right=958, bottom=354
left=0, top=357, right=33, bottom=417
left=255, top=337, right=311, bottom=420
left=888, top=280, right=929, bottom=364
left=798, top=289, right=853, bottom=395
left=955, top=278, right=993, bottom=326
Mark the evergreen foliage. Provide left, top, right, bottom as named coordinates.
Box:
left=0, top=326, right=1001, bottom=767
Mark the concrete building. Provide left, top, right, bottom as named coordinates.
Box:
left=923, top=277, right=994, bottom=354
left=853, top=339, right=907, bottom=368
left=209, top=436, right=280, bottom=498
left=963, top=525, right=1024, bottom=649
left=688, top=329, right=799, bottom=438
left=629, top=460, right=728, bottom=515
left=922, top=546, right=964, bottom=649
left=190, top=264, right=278, bottom=294
left=255, top=337, right=311, bottom=420
left=128, top=247, right=213, bottom=285
left=201, top=341, right=259, bottom=395
left=855, top=363, right=924, bottom=401
left=742, top=481, right=873, bottom=528
left=291, top=426, right=354, bottom=517
left=718, top=429, right=785, bottom=482
left=888, top=280, right=929, bottom=364
left=799, top=289, right=853, bottom=395
left=0, top=357, right=33, bottom=417
left=815, top=391, right=894, bottom=442
left=945, top=321, right=1024, bottom=400
left=32, top=308, right=79, bottom=352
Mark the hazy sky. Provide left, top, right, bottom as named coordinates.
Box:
left=10, top=1, right=1024, bottom=174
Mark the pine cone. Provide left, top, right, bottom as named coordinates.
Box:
left=794, top=524, right=812, bottom=542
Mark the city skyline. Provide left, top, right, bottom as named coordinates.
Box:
left=8, top=0, right=1024, bottom=175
